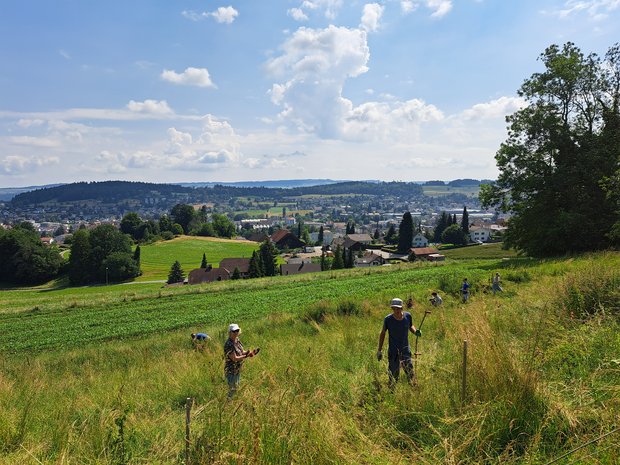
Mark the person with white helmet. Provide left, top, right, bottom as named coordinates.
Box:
left=377, top=298, right=421, bottom=386
left=224, top=323, right=259, bottom=398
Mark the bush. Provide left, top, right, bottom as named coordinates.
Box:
left=303, top=301, right=333, bottom=323
left=161, top=231, right=174, bottom=240
left=336, top=300, right=361, bottom=316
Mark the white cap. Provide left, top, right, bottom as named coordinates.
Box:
left=228, top=323, right=240, bottom=332
left=390, top=298, right=403, bottom=308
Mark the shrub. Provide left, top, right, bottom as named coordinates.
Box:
left=303, top=300, right=333, bottom=323
left=336, top=300, right=361, bottom=316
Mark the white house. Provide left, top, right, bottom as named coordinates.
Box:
left=469, top=226, right=493, bottom=243
left=412, top=233, right=428, bottom=248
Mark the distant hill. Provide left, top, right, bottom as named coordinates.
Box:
left=178, top=179, right=351, bottom=189
left=10, top=181, right=193, bottom=206
left=9, top=180, right=425, bottom=207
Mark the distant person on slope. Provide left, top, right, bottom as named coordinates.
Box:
left=461, top=278, right=470, bottom=303
left=492, top=272, right=503, bottom=295
left=191, top=332, right=210, bottom=350
left=429, top=292, right=443, bottom=306
left=377, top=298, right=421, bottom=386
left=224, top=323, right=259, bottom=398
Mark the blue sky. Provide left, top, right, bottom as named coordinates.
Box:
left=0, top=0, right=618, bottom=187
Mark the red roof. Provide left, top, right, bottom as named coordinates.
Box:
left=270, top=229, right=291, bottom=243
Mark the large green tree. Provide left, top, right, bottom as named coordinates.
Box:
left=0, top=225, right=63, bottom=285
left=259, top=239, right=279, bottom=277
left=480, top=42, right=620, bottom=256
left=171, top=204, right=195, bottom=234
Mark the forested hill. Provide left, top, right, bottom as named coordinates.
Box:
left=10, top=181, right=194, bottom=206
left=10, top=180, right=424, bottom=206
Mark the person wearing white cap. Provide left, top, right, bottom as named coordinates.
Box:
left=224, top=323, right=259, bottom=398
left=377, top=297, right=421, bottom=386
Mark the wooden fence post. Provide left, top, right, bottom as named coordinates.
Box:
left=185, top=397, right=193, bottom=464
left=461, top=340, right=468, bottom=406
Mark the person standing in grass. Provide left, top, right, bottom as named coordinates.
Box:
left=224, top=323, right=259, bottom=398
left=429, top=292, right=443, bottom=306
left=377, top=298, right=421, bottom=386
left=461, top=278, right=470, bottom=302
left=492, top=272, right=503, bottom=295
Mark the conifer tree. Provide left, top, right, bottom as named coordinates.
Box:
left=248, top=250, right=263, bottom=278
left=317, top=225, right=324, bottom=245
left=461, top=206, right=470, bottom=234
left=397, top=211, right=414, bottom=253
left=167, top=260, right=185, bottom=284
left=259, top=239, right=278, bottom=277
left=231, top=267, right=241, bottom=280
left=200, top=252, right=207, bottom=268
left=332, top=245, right=344, bottom=269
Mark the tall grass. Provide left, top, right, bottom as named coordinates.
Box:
left=1, top=253, right=619, bottom=463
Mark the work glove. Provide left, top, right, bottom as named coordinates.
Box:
left=377, top=350, right=383, bottom=361
left=415, top=329, right=422, bottom=337
left=247, top=351, right=254, bottom=358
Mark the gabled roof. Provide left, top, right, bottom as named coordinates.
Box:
left=188, top=267, right=231, bottom=284
left=410, top=247, right=440, bottom=256
left=346, top=233, right=373, bottom=243
left=219, top=258, right=251, bottom=273
left=270, top=229, right=292, bottom=243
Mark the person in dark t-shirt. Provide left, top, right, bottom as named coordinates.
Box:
left=377, top=298, right=421, bottom=385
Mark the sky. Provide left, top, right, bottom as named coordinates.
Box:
left=0, top=1, right=619, bottom=187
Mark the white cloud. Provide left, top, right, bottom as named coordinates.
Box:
left=161, top=67, right=217, bottom=88
left=266, top=25, right=444, bottom=142
left=182, top=6, right=239, bottom=24
left=0, top=155, right=59, bottom=175
left=59, top=49, right=71, bottom=60
left=360, top=3, right=384, bottom=32
left=164, top=115, right=242, bottom=170
left=459, top=96, right=527, bottom=121
left=547, top=0, right=620, bottom=20
left=288, top=7, right=309, bottom=21
left=126, top=99, right=174, bottom=115
left=403, top=0, right=452, bottom=18
left=295, top=0, right=343, bottom=19
left=211, top=6, right=239, bottom=24
left=401, top=1, right=417, bottom=14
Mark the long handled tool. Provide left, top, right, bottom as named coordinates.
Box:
left=413, top=309, right=432, bottom=385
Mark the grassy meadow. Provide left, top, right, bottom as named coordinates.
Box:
left=137, top=237, right=259, bottom=281
left=440, top=242, right=520, bottom=260
left=1, top=253, right=619, bottom=464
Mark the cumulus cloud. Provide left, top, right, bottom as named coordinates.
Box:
left=402, top=0, right=452, bottom=18
left=164, top=115, right=242, bottom=170
left=0, top=155, right=59, bottom=175
left=288, top=7, right=309, bottom=21
left=360, top=3, right=384, bottom=32
left=459, top=96, right=527, bottom=121
left=211, top=6, right=239, bottom=23
left=182, top=6, right=239, bottom=24
left=288, top=0, right=343, bottom=20
left=17, top=119, right=45, bottom=128
left=127, top=99, right=174, bottom=115
left=401, top=0, right=417, bottom=14
left=161, top=67, right=216, bottom=88
left=266, top=25, right=443, bottom=142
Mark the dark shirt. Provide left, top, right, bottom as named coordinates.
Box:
left=224, top=337, right=244, bottom=375
left=462, top=282, right=470, bottom=293
left=383, top=312, right=413, bottom=352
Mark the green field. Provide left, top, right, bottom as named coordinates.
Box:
left=137, top=236, right=259, bottom=281
left=1, top=253, right=619, bottom=464
left=440, top=242, right=520, bottom=259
